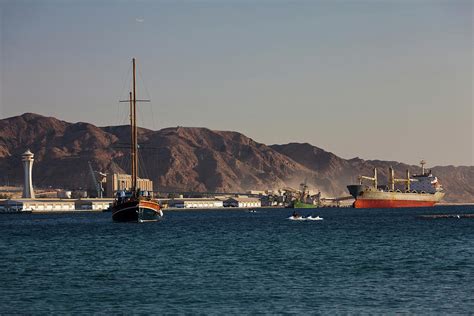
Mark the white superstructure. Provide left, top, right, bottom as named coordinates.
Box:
left=411, top=172, right=442, bottom=194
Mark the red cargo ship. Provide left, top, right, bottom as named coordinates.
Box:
left=347, top=161, right=444, bottom=208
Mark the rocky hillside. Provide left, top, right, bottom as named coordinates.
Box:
left=271, top=143, right=474, bottom=202
left=0, top=113, right=472, bottom=202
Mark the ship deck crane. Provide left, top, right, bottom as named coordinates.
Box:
left=389, top=167, right=418, bottom=191
left=359, top=168, right=378, bottom=188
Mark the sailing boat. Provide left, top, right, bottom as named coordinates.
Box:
left=111, top=58, right=163, bottom=222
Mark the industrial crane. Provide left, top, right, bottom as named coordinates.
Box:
left=88, top=161, right=106, bottom=198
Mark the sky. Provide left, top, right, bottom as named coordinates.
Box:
left=0, top=0, right=472, bottom=166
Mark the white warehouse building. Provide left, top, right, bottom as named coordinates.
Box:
left=169, top=198, right=224, bottom=209
left=1, top=199, right=76, bottom=212
left=224, top=197, right=261, bottom=208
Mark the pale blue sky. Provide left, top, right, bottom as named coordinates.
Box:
left=1, top=0, right=472, bottom=166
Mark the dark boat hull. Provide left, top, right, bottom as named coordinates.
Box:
left=112, top=200, right=163, bottom=222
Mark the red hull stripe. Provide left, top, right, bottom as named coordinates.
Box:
left=354, top=199, right=436, bottom=208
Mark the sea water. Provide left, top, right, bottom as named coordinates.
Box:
left=0, top=206, right=473, bottom=314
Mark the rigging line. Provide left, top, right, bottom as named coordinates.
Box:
left=115, top=101, right=128, bottom=127
left=138, top=107, right=146, bottom=133
left=130, top=64, right=150, bottom=133
left=115, top=62, right=133, bottom=126
left=136, top=146, right=146, bottom=180
left=116, top=148, right=130, bottom=178
left=137, top=148, right=150, bottom=181
left=137, top=66, right=158, bottom=131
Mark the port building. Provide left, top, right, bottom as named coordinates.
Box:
left=169, top=198, right=224, bottom=209
left=105, top=173, right=153, bottom=197
left=75, top=199, right=114, bottom=211
left=0, top=199, right=76, bottom=212
left=224, top=197, right=261, bottom=208
left=0, top=199, right=114, bottom=212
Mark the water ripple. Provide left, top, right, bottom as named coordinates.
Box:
left=0, top=206, right=473, bottom=313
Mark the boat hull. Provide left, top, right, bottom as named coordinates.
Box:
left=354, top=199, right=436, bottom=208
left=351, top=190, right=444, bottom=209
left=287, top=201, right=318, bottom=208
left=112, top=199, right=163, bottom=222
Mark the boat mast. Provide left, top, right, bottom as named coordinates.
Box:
left=129, top=91, right=135, bottom=190
left=132, top=58, right=138, bottom=191
left=119, top=58, right=148, bottom=193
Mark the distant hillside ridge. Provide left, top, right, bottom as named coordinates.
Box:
left=0, top=113, right=472, bottom=202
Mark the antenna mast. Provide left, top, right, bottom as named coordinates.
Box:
left=420, top=160, right=426, bottom=175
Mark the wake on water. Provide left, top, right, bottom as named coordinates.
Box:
left=288, top=216, right=323, bottom=221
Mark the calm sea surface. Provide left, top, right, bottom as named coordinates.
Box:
left=0, top=206, right=473, bottom=314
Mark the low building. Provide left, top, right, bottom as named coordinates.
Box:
left=105, top=173, right=153, bottom=197
left=260, top=195, right=278, bottom=207
left=75, top=199, right=114, bottom=211
left=246, top=190, right=266, bottom=195
left=169, top=198, right=224, bottom=209
left=1, top=199, right=76, bottom=212
left=224, top=197, right=261, bottom=208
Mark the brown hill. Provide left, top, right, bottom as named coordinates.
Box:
left=0, top=113, right=119, bottom=190
left=0, top=113, right=472, bottom=202
left=104, top=126, right=313, bottom=192
left=0, top=113, right=312, bottom=193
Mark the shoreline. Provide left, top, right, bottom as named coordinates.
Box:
left=1, top=203, right=473, bottom=214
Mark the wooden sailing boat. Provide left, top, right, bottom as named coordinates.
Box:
left=111, top=58, right=163, bottom=222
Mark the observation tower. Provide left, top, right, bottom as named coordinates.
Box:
left=22, top=149, right=35, bottom=199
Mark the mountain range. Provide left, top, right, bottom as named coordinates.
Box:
left=0, top=113, right=472, bottom=202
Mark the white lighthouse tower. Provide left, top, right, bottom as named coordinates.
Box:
left=22, top=149, right=35, bottom=199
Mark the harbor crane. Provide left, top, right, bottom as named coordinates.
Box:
left=88, top=161, right=106, bottom=198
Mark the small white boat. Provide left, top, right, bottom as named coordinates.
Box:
left=288, top=215, right=323, bottom=221
left=306, top=216, right=323, bottom=221
left=288, top=215, right=304, bottom=221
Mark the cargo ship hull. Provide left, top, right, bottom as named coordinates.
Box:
left=354, top=199, right=436, bottom=208
left=350, top=189, right=444, bottom=209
